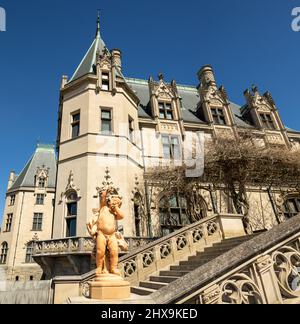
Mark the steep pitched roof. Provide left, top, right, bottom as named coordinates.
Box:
left=9, top=144, right=57, bottom=191
left=69, top=15, right=106, bottom=83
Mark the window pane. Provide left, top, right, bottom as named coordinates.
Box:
left=73, top=114, right=80, bottom=122
left=101, top=120, right=112, bottom=133
left=165, top=104, right=172, bottom=110
left=166, top=111, right=173, bottom=120
left=101, top=111, right=111, bottom=120
left=158, top=103, right=164, bottom=109
left=102, top=73, right=109, bottom=80
left=219, top=116, right=226, bottom=125
left=67, top=202, right=77, bottom=216
left=180, top=210, right=190, bottom=225
left=162, top=136, right=170, bottom=144
left=171, top=137, right=179, bottom=145
left=102, top=83, right=109, bottom=91
left=72, top=124, right=80, bottom=138
left=67, top=218, right=77, bottom=237
left=170, top=209, right=180, bottom=225
left=169, top=196, right=179, bottom=208
left=163, top=145, right=171, bottom=159
left=159, top=110, right=165, bottom=119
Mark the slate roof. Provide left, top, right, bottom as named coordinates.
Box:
left=68, top=22, right=299, bottom=134
left=9, top=144, right=57, bottom=191
left=125, top=78, right=255, bottom=127
left=69, top=30, right=106, bottom=83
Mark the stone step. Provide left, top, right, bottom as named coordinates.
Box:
left=150, top=276, right=179, bottom=284
left=212, top=239, right=249, bottom=247
left=131, top=286, right=156, bottom=296
left=179, top=259, right=212, bottom=266
left=193, top=251, right=225, bottom=258
left=194, top=247, right=231, bottom=256
left=170, top=264, right=198, bottom=271
left=159, top=270, right=190, bottom=277
left=139, top=281, right=168, bottom=290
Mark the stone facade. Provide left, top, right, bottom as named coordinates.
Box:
left=1, top=16, right=300, bottom=283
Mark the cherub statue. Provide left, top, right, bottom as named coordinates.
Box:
left=87, top=188, right=128, bottom=277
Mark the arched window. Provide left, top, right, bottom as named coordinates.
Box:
left=0, top=242, right=8, bottom=264
left=159, top=194, right=190, bottom=236
left=25, top=242, right=35, bottom=264
left=66, top=192, right=78, bottom=237
left=283, top=197, right=300, bottom=219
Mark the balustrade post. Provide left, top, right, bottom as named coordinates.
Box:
left=170, top=236, right=179, bottom=261
left=255, top=255, right=283, bottom=304
left=78, top=238, right=84, bottom=252
left=68, top=239, right=72, bottom=253
left=154, top=244, right=161, bottom=270
left=136, top=253, right=144, bottom=282
left=186, top=229, right=195, bottom=254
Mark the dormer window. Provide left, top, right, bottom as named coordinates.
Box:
left=101, top=72, right=110, bottom=91
left=260, top=113, right=275, bottom=130
left=159, top=102, right=174, bottom=120
left=211, top=108, right=226, bottom=125
left=38, top=178, right=46, bottom=188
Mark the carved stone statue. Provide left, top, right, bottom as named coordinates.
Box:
left=87, top=188, right=128, bottom=277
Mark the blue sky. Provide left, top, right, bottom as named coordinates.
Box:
left=0, top=0, right=300, bottom=223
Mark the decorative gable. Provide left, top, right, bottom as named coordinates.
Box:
left=149, top=74, right=176, bottom=101
left=244, top=86, right=275, bottom=113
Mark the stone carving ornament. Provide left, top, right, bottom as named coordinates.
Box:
left=272, top=246, right=300, bottom=299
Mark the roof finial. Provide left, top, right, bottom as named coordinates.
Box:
left=96, top=9, right=101, bottom=38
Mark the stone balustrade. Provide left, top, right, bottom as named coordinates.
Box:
left=150, top=214, right=300, bottom=305
left=33, top=237, right=155, bottom=256
left=47, top=213, right=246, bottom=303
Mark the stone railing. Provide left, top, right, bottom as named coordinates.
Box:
left=150, top=214, right=300, bottom=305
left=117, top=214, right=223, bottom=285
left=33, top=237, right=155, bottom=256
left=51, top=213, right=246, bottom=303
left=77, top=214, right=242, bottom=288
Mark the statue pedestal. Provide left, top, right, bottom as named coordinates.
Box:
left=89, top=274, right=130, bottom=300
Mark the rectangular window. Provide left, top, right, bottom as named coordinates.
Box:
left=71, top=112, right=80, bottom=139
left=32, top=213, right=43, bottom=231
left=5, top=214, right=13, bottom=232
left=38, top=178, right=45, bottom=188
left=36, top=194, right=45, bottom=205
left=25, top=243, right=35, bottom=264
left=159, top=102, right=174, bottom=120
left=211, top=108, right=226, bottom=125
left=66, top=218, right=77, bottom=238
left=101, top=72, right=110, bottom=91
left=101, top=109, right=112, bottom=134
left=128, top=117, right=134, bottom=142
left=260, top=113, right=275, bottom=130
left=162, top=135, right=181, bottom=160
left=9, top=195, right=15, bottom=206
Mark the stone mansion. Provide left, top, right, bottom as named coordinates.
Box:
left=1, top=15, right=300, bottom=282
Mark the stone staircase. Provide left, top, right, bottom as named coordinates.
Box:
left=131, top=234, right=256, bottom=296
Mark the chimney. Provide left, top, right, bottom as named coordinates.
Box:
left=7, top=171, right=15, bottom=190
left=197, top=65, right=217, bottom=88
left=112, top=49, right=122, bottom=72
left=61, top=75, right=68, bottom=89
